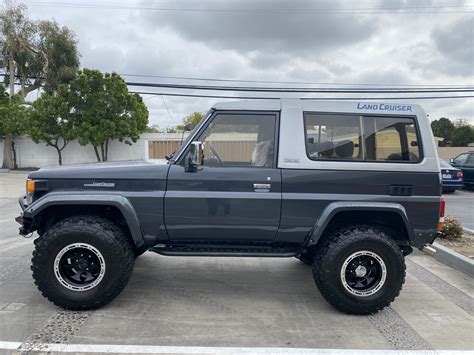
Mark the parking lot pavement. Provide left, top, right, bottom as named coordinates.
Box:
left=0, top=173, right=473, bottom=353
left=444, top=189, right=474, bottom=230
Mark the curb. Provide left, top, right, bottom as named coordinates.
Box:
left=0, top=169, right=10, bottom=173
left=463, top=227, right=474, bottom=234
left=431, top=241, right=474, bottom=277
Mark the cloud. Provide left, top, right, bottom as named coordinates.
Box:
left=23, top=0, right=474, bottom=126
left=141, top=0, right=378, bottom=68
left=431, top=16, right=474, bottom=76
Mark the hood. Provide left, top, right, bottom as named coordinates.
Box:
left=28, top=159, right=169, bottom=180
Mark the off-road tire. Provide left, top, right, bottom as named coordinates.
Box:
left=313, top=224, right=405, bottom=315
left=31, top=215, right=135, bottom=310
left=295, top=251, right=313, bottom=265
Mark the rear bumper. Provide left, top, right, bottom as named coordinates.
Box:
left=412, top=229, right=439, bottom=248
left=442, top=183, right=463, bottom=190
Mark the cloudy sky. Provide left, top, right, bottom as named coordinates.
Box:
left=21, top=0, right=474, bottom=128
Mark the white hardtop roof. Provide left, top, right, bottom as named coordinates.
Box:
left=212, top=98, right=423, bottom=115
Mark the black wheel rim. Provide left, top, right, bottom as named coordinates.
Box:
left=54, top=243, right=106, bottom=291
left=340, top=251, right=386, bottom=297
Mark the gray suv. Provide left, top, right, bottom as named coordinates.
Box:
left=16, top=99, right=443, bottom=315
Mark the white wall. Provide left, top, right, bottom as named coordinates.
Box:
left=0, top=133, right=184, bottom=168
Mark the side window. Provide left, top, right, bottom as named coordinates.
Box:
left=454, top=153, right=469, bottom=165
left=304, top=113, right=421, bottom=162
left=304, top=114, right=362, bottom=160
left=364, top=117, right=421, bottom=162
left=466, top=154, right=474, bottom=166
left=197, top=113, right=276, bottom=167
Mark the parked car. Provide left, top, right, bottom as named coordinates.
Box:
left=16, top=99, right=443, bottom=315
left=450, top=151, right=474, bottom=188
left=439, top=159, right=463, bottom=193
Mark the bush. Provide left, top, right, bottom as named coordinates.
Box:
left=440, top=216, right=463, bottom=239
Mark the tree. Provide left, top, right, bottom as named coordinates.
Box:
left=0, top=84, right=27, bottom=169
left=68, top=69, right=149, bottom=162
left=0, top=2, right=79, bottom=96
left=451, top=125, right=474, bottom=147
left=0, top=1, right=80, bottom=168
left=431, top=117, right=454, bottom=146
left=28, top=87, right=73, bottom=165
left=169, top=111, right=204, bottom=132
left=183, top=112, right=204, bottom=126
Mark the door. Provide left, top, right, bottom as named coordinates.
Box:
left=164, top=111, right=281, bottom=242
left=452, top=153, right=474, bottom=184
left=462, top=154, right=474, bottom=184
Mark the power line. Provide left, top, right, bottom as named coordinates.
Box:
left=160, top=95, right=177, bottom=123
left=119, top=73, right=474, bottom=88
left=3, top=73, right=473, bottom=92
left=23, top=2, right=474, bottom=14
left=4, top=74, right=474, bottom=98
left=131, top=91, right=474, bottom=101
left=125, top=81, right=474, bottom=93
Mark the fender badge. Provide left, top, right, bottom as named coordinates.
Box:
left=83, top=182, right=116, bottom=188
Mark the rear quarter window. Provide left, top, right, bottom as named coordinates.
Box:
left=304, top=113, right=422, bottom=163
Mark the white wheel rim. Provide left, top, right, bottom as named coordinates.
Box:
left=340, top=250, right=387, bottom=297
left=54, top=243, right=106, bottom=292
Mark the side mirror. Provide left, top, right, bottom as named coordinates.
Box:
left=449, top=158, right=455, bottom=164
left=185, top=141, right=204, bottom=172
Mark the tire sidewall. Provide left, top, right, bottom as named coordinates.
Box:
left=35, top=225, right=130, bottom=306
left=320, top=235, right=404, bottom=309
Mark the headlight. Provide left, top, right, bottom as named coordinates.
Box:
left=26, top=179, right=35, bottom=205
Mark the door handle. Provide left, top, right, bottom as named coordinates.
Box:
left=253, top=183, right=271, bottom=191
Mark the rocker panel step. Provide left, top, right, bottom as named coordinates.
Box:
left=149, top=243, right=302, bottom=257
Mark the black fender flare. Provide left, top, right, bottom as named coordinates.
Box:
left=305, top=201, right=414, bottom=247
left=23, top=192, right=144, bottom=246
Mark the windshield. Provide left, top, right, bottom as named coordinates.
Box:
left=168, top=109, right=213, bottom=162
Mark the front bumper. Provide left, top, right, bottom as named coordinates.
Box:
left=16, top=195, right=34, bottom=236
left=18, top=195, right=27, bottom=211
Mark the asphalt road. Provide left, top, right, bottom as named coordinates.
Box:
left=444, top=189, right=474, bottom=230
left=0, top=172, right=473, bottom=354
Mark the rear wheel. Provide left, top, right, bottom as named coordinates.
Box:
left=313, top=225, right=405, bottom=315
left=31, top=215, right=135, bottom=310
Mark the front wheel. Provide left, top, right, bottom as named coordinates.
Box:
left=31, top=215, right=135, bottom=310
left=313, top=225, right=405, bottom=315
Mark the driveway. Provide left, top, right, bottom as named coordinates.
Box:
left=0, top=172, right=473, bottom=353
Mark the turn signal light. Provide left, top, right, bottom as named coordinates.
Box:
left=26, top=179, right=35, bottom=193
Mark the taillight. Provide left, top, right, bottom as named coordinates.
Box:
left=438, top=197, right=446, bottom=230
left=440, top=197, right=446, bottom=217
left=455, top=171, right=463, bottom=178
